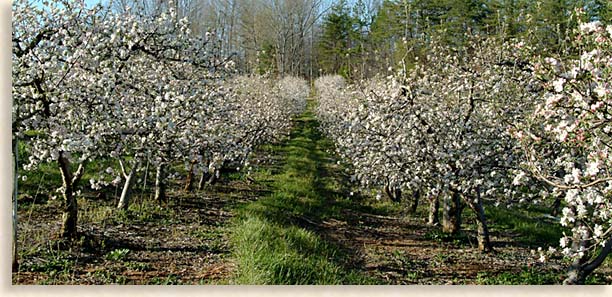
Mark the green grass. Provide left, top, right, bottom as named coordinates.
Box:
left=84, top=269, right=128, bottom=284
left=228, top=103, right=378, bottom=285
left=476, top=266, right=562, bottom=285
left=27, top=253, right=74, bottom=273
left=486, top=204, right=565, bottom=247
left=231, top=216, right=368, bottom=284
left=17, top=161, right=61, bottom=204
left=124, top=261, right=151, bottom=272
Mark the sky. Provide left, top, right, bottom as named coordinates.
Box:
left=85, top=0, right=104, bottom=6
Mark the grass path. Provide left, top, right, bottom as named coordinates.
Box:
left=228, top=101, right=377, bottom=284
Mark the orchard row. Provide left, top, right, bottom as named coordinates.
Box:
left=315, top=20, right=612, bottom=284
left=12, top=0, right=308, bottom=240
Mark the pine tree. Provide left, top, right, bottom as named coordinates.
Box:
left=317, top=0, right=359, bottom=78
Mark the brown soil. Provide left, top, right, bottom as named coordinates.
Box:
left=12, top=178, right=264, bottom=285
left=313, top=208, right=568, bottom=284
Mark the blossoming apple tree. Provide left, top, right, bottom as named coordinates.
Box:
left=514, top=20, right=612, bottom=284
left=316, top=35, right=539, bottom=253
left=13, top=0, right=121, bottom=239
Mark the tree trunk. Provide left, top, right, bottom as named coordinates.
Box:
left=410, top=189, right=420, bottom=213
left=58, top=152, right=84, bottom=240
left=551, top=196, right=562, bottom=217
left=562, top=221, right=612, bottom=285
left=384, top=183, right=402, bottom=202
left=442, top=191, right=461, bottom=234
left=117, top=164, right=137, bottom=210
left=184, top=160, right=196, bottom=192
left=142, top=157, right=149, bottom=193
left=428, top=193, right=439, bottom=226
left=155, top=163, right=166, bottom=205
left=464, top=190, right=493, bottom=252
left=564, top=235, right=612, bottom=285
left=384, top=183, right=391, bottom=201
left=198, top=170, right=211, bottom=190
left=565, top=255, right=588, bottom=285
left=564, top=219, right=589, bottom=285
left=12, top=137, right=19, bottom=272
left=198, top=172, right=205, bottom=190
left=394, top=187, right=402, bottom=202
left=207, top=169, right=220, bottom=185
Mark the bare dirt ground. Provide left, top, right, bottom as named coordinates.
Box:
left=12, top=178, right=264, bottom=285
left=313, top=208, right=566, bottom=284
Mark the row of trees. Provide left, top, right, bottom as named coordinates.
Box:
left=315, top=35, right=534, bottom=253
left=12, top=0, right=308, bottom=271
left=315, top=17, right=612, bottom=284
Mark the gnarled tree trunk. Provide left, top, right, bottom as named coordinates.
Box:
left=207, top=169, right=220, bottom=185
left=428, top=193, right=440, bottom=226
left=198, top=169, right=211, bottom=190
left=564, top=219, right=589, bottom=285
left=410, top=189, right=420, bottom=213
left=384, top=182, right=402, bottom=203
left=58, top=151, right=85, bottom=240
left=184, top=160, right=197, bottom=192
left=442, top=191, right=461, bottom=234
left=464, top=190, right=493, bottom=252
left=564, top=222, right=612, bottom=284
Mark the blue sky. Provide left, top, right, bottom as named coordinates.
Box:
left=85, top=0, right=104, bottom=6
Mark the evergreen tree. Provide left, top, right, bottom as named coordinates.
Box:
left=482, top=0, right=531, bottom=38
left=525, top=0, right=578, bottom=53
left=586, top=0, right=612, bottom=23
left=368, top=0, right=405, bottom=73
left=317, top=0, right=359, bottom=78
